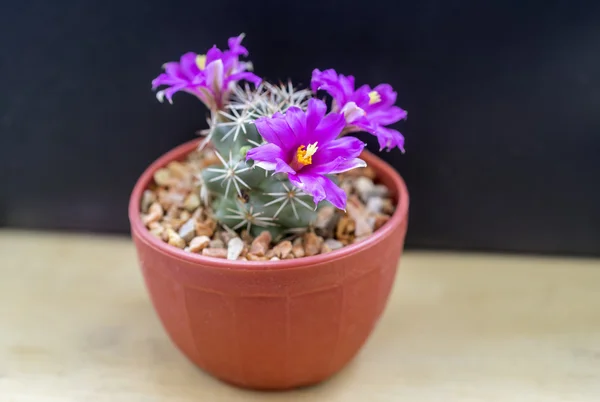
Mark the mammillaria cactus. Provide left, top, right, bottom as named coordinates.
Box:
left=151, top=33, right=407, bottom=242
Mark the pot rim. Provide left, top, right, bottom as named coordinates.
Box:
left=128, top=138, right=409, bottom=271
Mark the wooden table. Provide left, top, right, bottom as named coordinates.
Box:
left=1, top=230, right=599, bottom=401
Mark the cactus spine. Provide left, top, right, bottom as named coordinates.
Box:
left=200, top=83, right=323, bottom=239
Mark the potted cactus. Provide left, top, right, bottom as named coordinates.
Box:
left=129, top=33, right=410, bottom=390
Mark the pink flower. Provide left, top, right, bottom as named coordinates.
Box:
left=246, top=99, right=366, bottom=209
left=152, top=34, right=261, bottom=111
left=311, top=68, right=407, bottom=151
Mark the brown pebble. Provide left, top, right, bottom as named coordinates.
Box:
left=336, top=216, right=356, bottom=244
left=142, top=202, right=163, bottom=226
left=166, top=228, right=186, bottom=249
left=167, top=161, right=189, bottom=179
left=195, top=219, right=216, bottom=237
left=183, top=193, right=200, bottom=211
left=382, top=198, right=395, bottom=215
left=141, top=190, right=156, bottom=213
left=303, top=232, right=323, bottom=256
left=374, top=214, right=390, bottom=230
left=188, top=235, right=211, bottom=252
left=209, top=239, right=225, bottom=249
left=148, top=222, right=164, bottom=239
left=153, top=168, right=171, bottom=187
left=291, top=243, right=305, bottom=258
left=241, top=230, right=254, bottom=244
left=250, top=231, right=272, bottom=256
left=271, top=240, right=293, bottom=259
left=320, top=243, right=332, bottom=254
left=324, top=239, right=344, bottom=250
left=246, top=253, right=268, bottom=261
left=202, top=248, right=228, bottom=259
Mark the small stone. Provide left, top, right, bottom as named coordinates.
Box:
left=220, top=230, right=237, bottom=245
left=227, top=237, right=245, bottom=260
left=303, top=232, right=323, bottom=256
left=366, top=197, right=384, bottom=214
left=354, top=177, right=375, bottom=201
left=141, top=190, right=156, bottom=213
left=237, top=257, right=248, bottom=261
left=354, top=216, right=373, bottom=237
left=183, top=193, right=200, bottom=212
left=142, top=202, right=163, bottom=226
left=265, top=249, right=276, bottom=259
left=246, top=253, right=267, bottom=261
left=324, top=239, right=344, bottom=250
left=370, top=184, right=389, bottom=198
left=202, top=248, right=227, bottom=259
left=167, top=228, right=186, bottom=249
left=166, top=205, right=180, bottom=218
left=195, top=219, right=216, bottom=237
left=179, top=210, right=191, bottom=221
left=250, top=231, right=272, bottom=257
left=271, top=240, right=293, bottom=259
left=320, top=243, right=332, bottom=254
left=209, top=239, right=225, bottom=249
left=241, top=230, right=254, bottom=244
left=153, top=168, right=172, bottom=187
left=336, top=216, right=356, bottom=244
left=189, top=236, right=210, bottom=253
left=291, top=242, right=305, bottom=258
left=167, top=161, right=188, bottom=179
left=382, top=198, right=395, bottom=215
left=148, top=222, right=164, bottom=239
left=374, top=214, right=390, bottom=230
left=315, top=206, right=336, bottom=230
left=270, top=257, right=280, bottom=261
left=178, top=218, right=197, bottom=242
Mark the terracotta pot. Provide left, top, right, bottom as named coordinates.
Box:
left=128, top=138, right=409, bottom=390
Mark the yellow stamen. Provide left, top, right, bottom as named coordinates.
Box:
left=368, top=90, right=381, bottom=105
left=296, top=142, right=319, bottom=166
left=196, top=54, right=207, bottom=70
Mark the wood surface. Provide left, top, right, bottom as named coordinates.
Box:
left=1, top=230, right=599, bottom=401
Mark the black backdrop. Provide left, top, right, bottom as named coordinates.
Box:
left=1, top=0, right=599, bottom=256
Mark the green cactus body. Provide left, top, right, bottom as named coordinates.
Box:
left=200, top=83, right=321, bottom=240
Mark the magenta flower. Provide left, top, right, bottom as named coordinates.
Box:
left=152, top=34, right=261, bottom=111
left=246, top=99, right=366, bottom=209
left=311, top=68, right=407, bottom=152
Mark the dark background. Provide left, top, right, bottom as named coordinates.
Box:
left=1, top=0, right=599, bottom=256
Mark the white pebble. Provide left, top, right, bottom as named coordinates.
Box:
left=366, top=197, right=384, bottom=214
left=178, top=218, right=197, bottom=242
left=324, top=239, right=344, bottom=250
left=227, top=237, right=245, bottom=260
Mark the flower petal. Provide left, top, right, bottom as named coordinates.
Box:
left=227, top=71, right=262, bottom=86
left=285, top=106, right=307, bottom=139
left=368, top=105, right=407, bottom=126
left=288, top=173, right=326, bottom=206
left=254, top=116, right=296, bottom=150
left=204, top=59, right=224, bottom=97
left=305, top=98, right=327, bottom=132
left=205, top=45, right=224, bottom=64
left=179, top=52, right=201, bottom=78
left=309, top=156, right=366, bottom=175
left=313, top=136, right=365, bottom=165
left=318, top=176, right=347, bottom=210
left=246, top=143, right=284, bottom=169
left=227, top=34, right=249, bottom=56
left=310, top=111, right=345, bottom=144
left=373, top=126, right=405, bottom=152
left=274, top=158, right=296, bottom=174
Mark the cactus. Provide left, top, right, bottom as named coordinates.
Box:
left=200, top=83, right=323, bottom=240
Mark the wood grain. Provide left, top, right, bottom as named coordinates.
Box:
left=1, top=230, right=599, bottom=401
